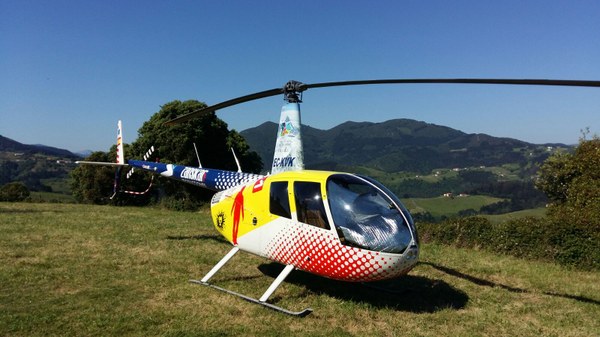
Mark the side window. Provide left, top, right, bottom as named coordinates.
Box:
left=269, top=181, right=291, bottom=219
left=294, top=182, right=331, bottom=230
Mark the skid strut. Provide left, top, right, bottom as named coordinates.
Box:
left=190, top=247, right=313, bottom=317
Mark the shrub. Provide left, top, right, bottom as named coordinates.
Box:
left=417, top=216, right=600, bottom=270
left=0, top=182, right=30, bottom=202
left=158, top=195, right=203, bottom=211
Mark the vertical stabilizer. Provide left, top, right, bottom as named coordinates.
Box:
left=116, top=120, right=125, bottom=165
left=271, top=102, right=304, bottom=174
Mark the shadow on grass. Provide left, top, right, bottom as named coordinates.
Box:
left=166, top=234, right=229, bottom=244
left=258, top=262, right=469, bottom=313
left=0, top=207, right=65, bottom=214
left=421, top=261, right=600, bottom=306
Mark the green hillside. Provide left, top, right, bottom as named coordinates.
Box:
left=1, top=135, right=78, bottom=193
left=403, top=195, right=504, bottom=219
left=482, top=207, right=547, bottom=224
left=241, top=119, right=567, bottom=174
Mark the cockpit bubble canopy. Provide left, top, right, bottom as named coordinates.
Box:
left=326, top=174, right=415, bottom=254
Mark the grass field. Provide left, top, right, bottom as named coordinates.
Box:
left=28, top=191, right=76, bottom=203
left=482, top=207, right=548, bottom=224
left=1, top=202, right=599, bottom=337
left=403, top=195, right=504, bottom=219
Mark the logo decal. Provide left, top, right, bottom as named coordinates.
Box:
left=252, top=177, right=267, bottom=193
left=216, top=212, right=226, bottom=229
left=279, top=117, right=298, bottom=137
left=272, top=156, right=296, bottom=168
left=180, top=167, right=208, bottom=182
left=231, top=186, right=246, bottom=245
left=161, top=164, right=175, bottom=177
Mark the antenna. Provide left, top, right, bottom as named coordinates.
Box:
left=231, top=148, right=242, bottom=173
left=193, top=143, right=203, bottom=168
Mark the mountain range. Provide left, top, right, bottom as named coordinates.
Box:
left=2, top=120, right=567, bottom=205
left=0, top=135, right=80, bottom=159
left=2, top=118, right=568, bottom=175
left=240, top=118, right=566, bottom=173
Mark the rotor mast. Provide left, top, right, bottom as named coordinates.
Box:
left=271, top=82, right=306, bottom=174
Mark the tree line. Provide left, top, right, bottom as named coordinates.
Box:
left=70, top=100, right=262, bottom=210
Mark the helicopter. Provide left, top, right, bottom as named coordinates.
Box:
left=78, top=78, right=600, bottom=316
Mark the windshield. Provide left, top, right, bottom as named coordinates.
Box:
left=359, top=174, right=419, bottom=245
left=326, top=174, right=414, bottom=254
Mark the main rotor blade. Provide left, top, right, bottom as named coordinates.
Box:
left=166, top=78, right=600, bottom=125
left=303, top=78, right=600, bottom=90
left=165, top=88, right=283, bottom=125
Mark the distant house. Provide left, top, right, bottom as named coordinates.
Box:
left=443, top=192, right=453, bottom=197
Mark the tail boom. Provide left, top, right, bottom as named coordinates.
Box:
left=127, top=160, right=263, bottom=191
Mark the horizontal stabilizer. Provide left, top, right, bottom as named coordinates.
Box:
left=75, top=161, right=129, bottom=167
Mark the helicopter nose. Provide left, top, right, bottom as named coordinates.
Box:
left=405, top=244, right=419, bottom=261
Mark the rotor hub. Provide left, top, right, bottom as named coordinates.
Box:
left=283, top=80, right=305, bottom=103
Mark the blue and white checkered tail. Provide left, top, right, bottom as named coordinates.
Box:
left=127, top=160, right=264, bottom=192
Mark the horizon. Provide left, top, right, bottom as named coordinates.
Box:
left=0, top=116, right=580, bottom=155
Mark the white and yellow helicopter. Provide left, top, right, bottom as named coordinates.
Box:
left=79, top=79, right=600, bottom=316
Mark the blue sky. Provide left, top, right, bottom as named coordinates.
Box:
left=1, top=0, right=599, bottom=152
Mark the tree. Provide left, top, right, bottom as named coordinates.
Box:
left=536, top=136, right=600, bottom=225
left=0, top=182, right=30, bottom=202
left=70, top=99, right=262, bottom=208
left=132, top=100, right=262, bottom=209
left=70, top=151, right=115, bottom=204
left=132, top=100, right=262, bottom=171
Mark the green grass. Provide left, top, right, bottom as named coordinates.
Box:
left=40, top=177, right=72, bottom=194
left=29, top=191, right=76, bottom=203
left=1, top=202, right=599, bottom=336
left=403, top=195, right=504, bottom=218
left=482, top=207, right=548, bottom=224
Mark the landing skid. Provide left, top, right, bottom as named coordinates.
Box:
left=190, top=279, right=313, bottom=317
left=192, top=247, right=313, bottom=317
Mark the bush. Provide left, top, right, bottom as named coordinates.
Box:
left=545, top=221, right=600, bottom=270
left=536, top=136, right=600, bottom=227
left=158, top=195, right=203, bottom=211
left=0, top=182, right=30, bottom=202
left=418, top=216, right=600, bottom=270
left=418, top=216, right=489, bottom=248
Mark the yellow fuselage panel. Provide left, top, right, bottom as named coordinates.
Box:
left=210, top=170, right=335, bottom=245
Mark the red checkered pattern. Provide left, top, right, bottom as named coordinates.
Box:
left=265, top=223, right=413, bottom=282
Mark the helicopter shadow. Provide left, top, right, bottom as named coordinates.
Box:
left=421, top=261, right=600, bottom=306
left=166, top=233, right=229, bottom=244
left=257, top=262, right=469, bottom=313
